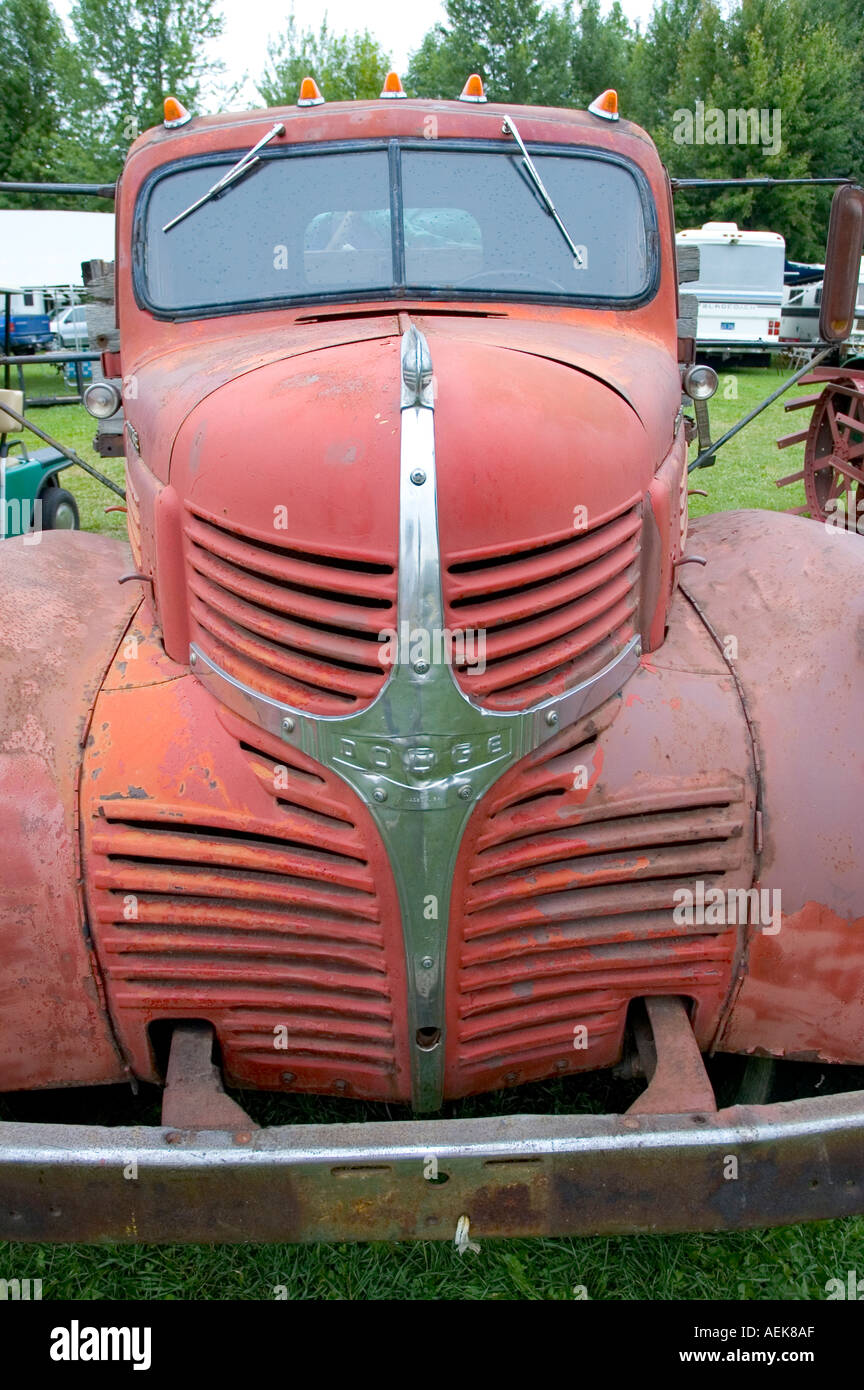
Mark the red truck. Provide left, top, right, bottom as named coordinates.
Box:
left=0, top=77, right=862, bottom=1244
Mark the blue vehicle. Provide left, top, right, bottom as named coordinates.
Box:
left=0, top=287, right=53, bottom=353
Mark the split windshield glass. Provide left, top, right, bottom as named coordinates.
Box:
left=140, top=143, right=652, bottom=314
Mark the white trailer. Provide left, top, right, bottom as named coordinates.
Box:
left=676, top=222, right=785, bottom=356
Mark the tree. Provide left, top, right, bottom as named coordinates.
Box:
left=628, top=0, right=707, bottom=132
left=568, top=0, right=635, bottom=109
left=406, top=0, right=576, bottom=106
left=0, top=0, right=77, bottom=201
left=656, top=0, right=861, bottom=260
left=69, top=0, right=224, bottom=176
left=257, top=17, right=390, bottom=106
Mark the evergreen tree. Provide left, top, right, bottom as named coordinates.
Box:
left=69, top=0, right=224, bottom=175
left=0, top=0, right=77, bottom=202
left=258, top=17, right=390, bottom=105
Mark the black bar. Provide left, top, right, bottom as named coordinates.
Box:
left=0, top=351, right=99, bottom=365
left=672, top=177, right=852, bottom=190
left=3, top=291, right=10, bottom=392
left=0, top=180, right=115, bottom=198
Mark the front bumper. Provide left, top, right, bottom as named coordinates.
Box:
left=3, top=1089, right=863, bottom=1243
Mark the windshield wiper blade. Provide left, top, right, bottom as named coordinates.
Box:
left=501, top=114, right=584, bottom=266
left=162, top=121, right=286, bottom=233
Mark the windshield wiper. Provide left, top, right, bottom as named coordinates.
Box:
left=501, top=114, right=584, bottom=266
left=162, top=121, right=286, bottom=233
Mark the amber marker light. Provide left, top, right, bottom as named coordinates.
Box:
left=459, top=74, right=487, bottom=103
left=587, top=89, right=619, bottom=121
left=380, top=71, right=407, bottom=99
left=298, top=77, right=325, bottom=107
left=163, top=96, right=191, bottom=128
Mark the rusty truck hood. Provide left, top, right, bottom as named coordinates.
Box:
left=162, top=315, right=677, bottom=577
left=126, top=312, right=681, bottom=492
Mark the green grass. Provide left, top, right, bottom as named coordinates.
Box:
left=686, top=361, right=809, bottom=518
left=2, top=358, right=863, bottom=1300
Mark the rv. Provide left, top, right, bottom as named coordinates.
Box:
left=676, top=221, right=785, bottom=358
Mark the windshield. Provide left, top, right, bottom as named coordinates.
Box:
left=139, top=143, right=653, bottom=314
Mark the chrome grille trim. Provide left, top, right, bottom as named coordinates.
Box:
left=190, top=325, right=642, bottom=1111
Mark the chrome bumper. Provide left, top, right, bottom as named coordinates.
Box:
left=2, top=1090, right=862, bottom=1243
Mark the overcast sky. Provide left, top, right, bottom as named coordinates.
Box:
left=53, top=0, right=659, bottom=109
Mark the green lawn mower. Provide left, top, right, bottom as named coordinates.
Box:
left=0, top=385, right=124, bottom=540
left=1, top=440, right=80, bottom=537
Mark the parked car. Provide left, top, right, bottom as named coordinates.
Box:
left=50, top=303, right=89, bottom=349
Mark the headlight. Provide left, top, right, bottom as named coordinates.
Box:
left=83, top=381, right=122, bottom=419
left=683, top=364, right=719, bottom=401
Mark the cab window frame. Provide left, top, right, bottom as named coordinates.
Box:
left=132, top=136, right=660, bottom=322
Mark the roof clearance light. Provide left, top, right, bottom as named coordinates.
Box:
left=459, top=74, right=487, bottom=103
left=298, top=76, right=324, bottom=107
left=380, top=71, right=407, bottom=99
left=163, top=96, right=191, bottom=128
left=587, top=89, right=619, bottom=121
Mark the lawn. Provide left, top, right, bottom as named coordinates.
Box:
left=2, top=359, right=862, bottom=1301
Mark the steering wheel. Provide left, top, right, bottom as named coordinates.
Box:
left=457, top=268, right=566, bottom=293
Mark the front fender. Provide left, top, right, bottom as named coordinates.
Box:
left=682, top=510, right=864, bottom=1063
left=0, top=531, right=138, bottom=1090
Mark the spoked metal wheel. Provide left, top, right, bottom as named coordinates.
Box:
left=804, top=378, right=864, bottom=524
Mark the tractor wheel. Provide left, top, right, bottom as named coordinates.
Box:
left=803, top=378, right=864, bottom=524
left=39, top=486, right=80, bottom=531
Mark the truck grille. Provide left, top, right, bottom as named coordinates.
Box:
left=443, top=502, right=641, bottom=710
left=444, top=717, right=747, bottom=1097
left=85, top=718, right=410, bottom=1100
left=185, top=505, right=397, bottom=715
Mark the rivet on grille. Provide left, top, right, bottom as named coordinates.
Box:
left=190, top=651, right=197, bottom=667
left=282, top=716, right=295, bottom=735
left=458, top=784, right=473, bottom=800
left=421, top=956, right=434, bottom=969
left=410, top=469, right=426, bottom=485
left=373, top=787, right=388, bottom=803
left=546, top=710, right=558, bottom=726
left=413, top=659, right=430, bottom=675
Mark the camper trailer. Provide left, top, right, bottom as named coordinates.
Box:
left=676, top=221, right=785, bottom=357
